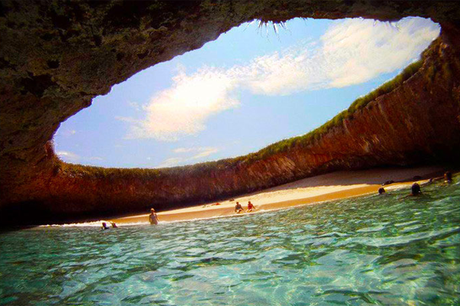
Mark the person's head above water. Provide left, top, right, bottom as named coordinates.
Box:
left=378, top=187, right=386, bottom=195
left=411, top=183, right=421, bottom=196
left=444, top=171, right=453, bottom=182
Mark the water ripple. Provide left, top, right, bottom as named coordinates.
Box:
left=1, top=180, right=460, bottom=305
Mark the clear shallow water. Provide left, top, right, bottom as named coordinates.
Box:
left=1, top=181, right=460, bottom=306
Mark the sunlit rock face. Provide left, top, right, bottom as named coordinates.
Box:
left=1, top=1, right=460, bottom=226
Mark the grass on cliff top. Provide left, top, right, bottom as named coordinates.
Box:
left=57, top=57, right=424, bottom=177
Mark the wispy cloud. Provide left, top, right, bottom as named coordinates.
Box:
left=56, top=150, right=80, bottom=162
left=158, top=157, right=185, bottom=168
left=320, top=18, right=440, bottom=88
left=127, top=101, right=142, bottom=111
left=57, top=151, right=104, bottom=163
left=173, top=146, right=219, bottom=157
left=122, top=17, right=439, bottom=141
left=173, top=147, right=197, bottom=153
left=56, top=129, right=77, bottom=137
left=158, top=147, right=220, bottom=167
left=191, top=147, right=219, bottom=159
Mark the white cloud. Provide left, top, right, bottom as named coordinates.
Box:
left=321, top=18, right=440, bottom=87
left=191, top=147, right=219, bottom=159
left=56, top=129, right=76, bottom=137
left=127, top=101, right=142, bottom=111
left=123, top=17, right=439, bottom=141
left=56, top=151, right=105, bottom=163
left=158, top=147, right=220, bottom=167
left=56, top=150, right=80, bottom=161
left=173, top=146, right=219, bottom=157
left=243, top=18, right=439, bottom=93
left=173, top=147, right=196, bottom=153
left=125, top=68, right=239, bottom=141
left=158, top=157, right=185, bottom=168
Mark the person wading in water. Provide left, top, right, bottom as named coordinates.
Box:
left=149, top=208, right=159, bottom=225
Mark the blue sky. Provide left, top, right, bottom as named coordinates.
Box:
left=55, top=17, right=439, bottom=168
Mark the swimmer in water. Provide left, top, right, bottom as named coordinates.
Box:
left=411, top=183, right=422, bottom=196
left=444, top=171, right=453, bottom=183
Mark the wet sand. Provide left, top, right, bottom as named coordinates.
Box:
left=112, top=165, right=447, bottom=224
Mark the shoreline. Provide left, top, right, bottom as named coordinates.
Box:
left=112, top=165, right=447, bottom=225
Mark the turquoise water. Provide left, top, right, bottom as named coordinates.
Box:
left=1, top=181, right=459, bottom=306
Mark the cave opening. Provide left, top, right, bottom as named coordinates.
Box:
left=54, top=17, right=440, bottom=169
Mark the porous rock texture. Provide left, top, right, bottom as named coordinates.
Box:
left=1, top=0, right=460, bottom=226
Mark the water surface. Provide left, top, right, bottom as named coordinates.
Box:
left=1, top=181, right=459, bottom=305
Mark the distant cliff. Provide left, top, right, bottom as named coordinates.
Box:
left=1, top=1, right=460, bottom=226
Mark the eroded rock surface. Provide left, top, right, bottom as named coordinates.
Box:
left=1, top=1, right=460, bottom=225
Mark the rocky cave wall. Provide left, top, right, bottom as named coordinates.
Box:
left=1, top=0, right=460, bottom=225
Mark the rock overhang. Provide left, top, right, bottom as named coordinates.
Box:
left=1, top=0, right=460, bottom=226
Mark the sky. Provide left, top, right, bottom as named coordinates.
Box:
left=54, top=17, right=440, bottom=169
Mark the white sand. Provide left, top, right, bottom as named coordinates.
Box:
left=112, top=165, right=446, bottom=224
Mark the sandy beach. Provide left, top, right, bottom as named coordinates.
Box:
left=112, top=165, right=448, bottom=225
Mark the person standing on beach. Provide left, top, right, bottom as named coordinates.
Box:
left=149, top=208, right=159, bottom=225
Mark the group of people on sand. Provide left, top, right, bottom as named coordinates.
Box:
left=378, top=171, right=454, bottom=196
left=107, top=171, right=455, bottom=228
left=148, top=200, right=255, bottom=224
left=235, top=201, right=255, bottom=213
